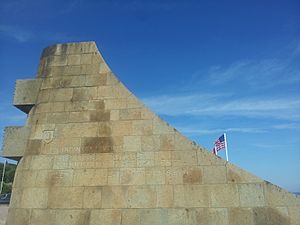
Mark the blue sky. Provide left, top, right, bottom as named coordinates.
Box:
left=0, top=0, right=299, bottom=192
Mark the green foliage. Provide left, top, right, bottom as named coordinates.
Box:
left=0, top=162, right=17, bottom=194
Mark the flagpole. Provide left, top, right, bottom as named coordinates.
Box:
left=0, top=160, right=7, bottom=194
left=224, top=133, right=229, bottom=161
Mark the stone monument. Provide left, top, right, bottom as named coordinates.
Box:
left=2, top=42, right=300, bottom=225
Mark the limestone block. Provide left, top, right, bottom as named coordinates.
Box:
left=227, top=163, right=263, bottom=183
left=81, top=137, right=113, bottom=153
left=102, top=186, right=128, bottom=208
left=167, top=208, right=187, bottom=225
left=252, top=207, right=291, bottom=225
left=35, top=170, right=73, bottom=187
left=157, top=185, right=173, bottom=207
left=153, top=117, right=174, bottom=134
left=16, top=170, right=37, bottom=188
left=122, top=209, right=140, bottom=225
left=132, top=120, right=153, bottom=135
left=104, top=98, right=127, bottom=110
left=90, top=209, right=121, bottom=225
left=174, top=132, right=198, bottom=151
left=14, top=79, right=42, bottom=113
left=97, top=86, right=115, bottom=99
left=124, top=135, right=141, bottom=152
left=73, top=169, right=107, bottom=186
left=127, top=186, right=157, bottom=208
left=185, top=208, right=229, bottom=225
left=119, top=108, right=142, bottom=120
left=111, top=121, right=133, bottom=136
left=154, top=151, right=172, bottom=167
left=72, top=87, right=97, bottom=101
left=1, top=126, right=30, bottom=158
left=83, top=186, right=102, bottom=208
left=265, top=182, right=300, bottom=206
left=107, top=168, right=120, bottom=185
left=47, top=112, right=69, bottom=124
left=48, top=42, right=97, bottom=55
left=81, top=53, right=93, bottom=64
left=18, top=156, right=32, bottom=170
left=26, top=139, right=42, bottom=155
left=67, top=54, right=81, bottom=65
left=141, top=135, right=160, bottom=152
left=289, top=206, right=300, bottom=224
left=44, top=76, right=85, bottom=89
left=46, top=55, right=68, bottom=67
left=21, top=187, right=48, bottom=208
left=239, top=183, right=265, bottom=207
left=31, top=209, right=56, bottom=225
left=174, top=185, right=209, bottom=207
left=141, top=108, right=155, bottom=120
left=49, top=88, right=73, bottom=102
left=145, top=167, right=165, bottom=185
left=210, top=184, right=239, bottom=207
left=56, top=210, right=90, bottom=225
left=127, top=95, right=143, bottom=109
left=120, top=168, right=145, bottom=185
left=56, top=122, right=98, bottom=138
left=114, top=152, right=137, bottom=168
left=64, top=100, right=104, bottom=112
left=182, top=167, right=202, bottom=184
left=207, top=208, right=229, bottom=225
left=172, top=150, right=198, bottom=166
left=110, top=109, right=119, bottom=120
left=228, top=208, right=254, bottom=225
left=197, top=148, right=226, bottom=166
left=9, top=188, right=23, bottom=208
left=36, top=89, right=50, bottom=103
left=50, top=102, right=65, bottom=112
left=53, top=155, right=70, bottom=169
left=81, top=64, right=101, bottom=75
left=160, top=134, right=175, bottom=151
left=140, top=209, right=168, bottom=225
left=85, top=74, right=107, bottom=86
left=29, top=124, right=55, bottom=140
left=165, top=167, right=184, bottom=184
left=89, top=110, right=110, bottom=122
left=95, top=153, right=114, bottom=168
left=30, top=155, right=54, bottom=170
left=137, top=152, right=155, bottom=167
left=202, top=166, right=227, bottom=184
left=5, top=208, right=30, bottom=225
left=35, top=103, right=51, bottom=113
left=48, top=187, right=84, bottom=208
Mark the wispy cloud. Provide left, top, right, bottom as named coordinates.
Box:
left=0, top=24, right=33, bottom=42
left=177, top=126, right=266, bottom=135
left=143, top=94, right=300, bottom=121
left=273, top=123, right=300, bottom=130
left=208, top=58, right=300, bottom=88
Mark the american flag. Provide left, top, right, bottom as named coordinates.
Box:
left=214, top=134, right=225, bottom=153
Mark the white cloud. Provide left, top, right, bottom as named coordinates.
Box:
left=143, top=94, right=300, bottom=121
left=176, top=126, right=266, bottom=135
left=207, top=58, right=300, bottom=88
left=0, top=24, right=33, bottom=42
left=273, top=123, right=300, bottom=130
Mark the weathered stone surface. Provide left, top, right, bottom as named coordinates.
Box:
left=1, top=126, right=30, bottom=159
left=2, top=41, right=300, bottom=225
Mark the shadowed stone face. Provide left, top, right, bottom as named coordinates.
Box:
left=2, top=41, right=300, bottom=225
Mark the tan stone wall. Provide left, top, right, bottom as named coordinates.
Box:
left=5, top=42, right=300, bottom=225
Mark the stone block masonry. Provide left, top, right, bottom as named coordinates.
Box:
left=2, top=41, right=300, bottom=225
